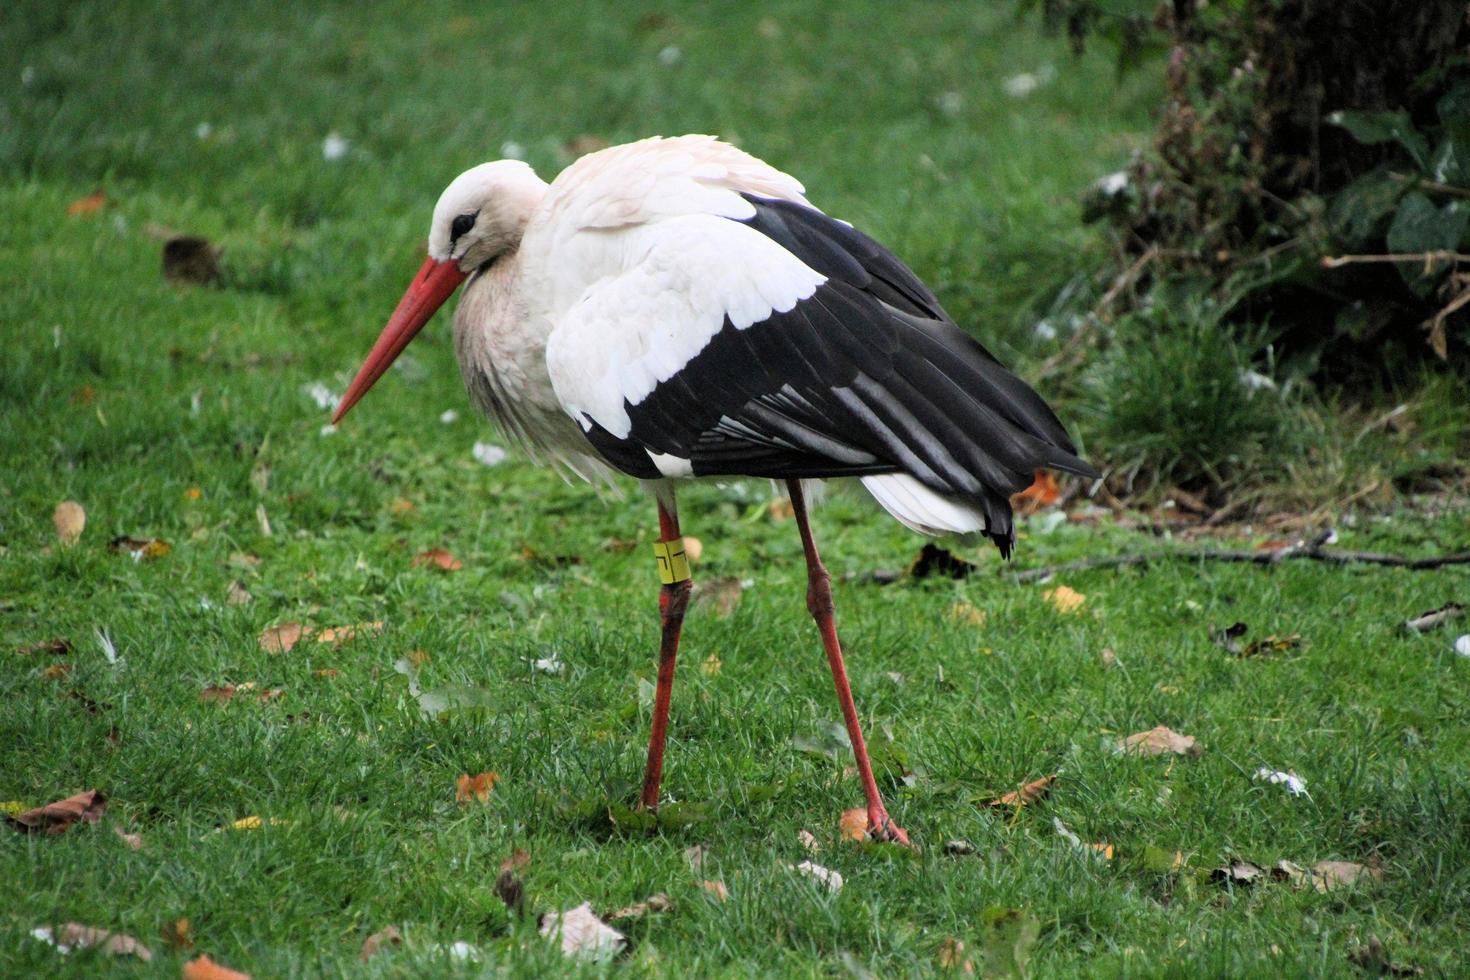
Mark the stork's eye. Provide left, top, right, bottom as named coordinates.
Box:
left=450, top=212, right=477, bottom=242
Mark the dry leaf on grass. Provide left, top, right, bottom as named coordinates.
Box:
left=161, top=918, right=192, bottom=950
left=113, top=825, right=142, bottom=850
left=791, top=860, right=843, bottom=892
left=388, top=498, right=415, bottom=514
left=701, top=654, right=722, bottom=676
left=1117, top=725, right=1204, bottom=758
left=692, top=576, right=743, bottom=617
left=948, top=602, right=987, bottom=626
left=44, top=663, right=72, bottom=680
left=225, top=815, right=291, bottom=831
left=987, top=775, right=1056, bottom=809
left=1043, top=586, right=1086, bottom=614
left=7, top=789, right=106, bottom=835
left=182, top=953, right=251, bottom=980
left=1053, top=817, right=1113, bottom=859
left=455, top=772, right=500, bottom=804
left=67, top=191, right=108, bottom=216
left=53, top=501, right=85, bottom=547
left=797, top=829, right=821, bottom=852
left=412, top=548, right=462, bottom=571
left=539, top=903, right=626, bottom=960
left=18, top=637, right=72, bottom=656
left=682, top=844, right=706, bottom=872
left=258, top=623, right=304, bottom=653
left=315, top=621, right=384, bottom=648
left=943, top=839, right=978, bottom=856
left=501, top=848, right=531, bottom=873
left=1308, top=860, right=1381, bottom=892
left=200, top=684, right=283, bottom=704
left=1012, top=469, right=1060, bottom=514
left=225, top=581, right=252, bottom=606
left=697, top=879, right=729, bottom=901
left=30, top=922, right=151, bottom=960
left=938, top=937, right=975, bottom=972
left=839, top=807, right=868, bottom=842
left=1240, top=633, right=1302, bottom=657
left=360, top=925, right=403, bottom=961
left=607, top=893, right=672, bottom=921
left=108, top=535, right=171, bottom=561
left=1100, top=647, right=1119, bottom=668
left=495, top=868, right=525, bottom=915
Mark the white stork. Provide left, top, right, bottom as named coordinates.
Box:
left=333, top=135, right=1098, bottom=843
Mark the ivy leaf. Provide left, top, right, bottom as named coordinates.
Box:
left=1327, top=109, right=1430, bottom=171
left=1385, top=192, right=1469, bottom=294
left=1327, top=168, right=1403, bottom=248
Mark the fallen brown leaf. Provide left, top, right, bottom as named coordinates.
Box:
left=948, top=601, right=987, bottom=626
left=200, top=683, right=283, bottom=704
left=1043, top=585, right=1086, bottom=615
left=32, top=922, right=150, bottom=960
left=182, top=953, right=251, bottom=980
left=539, top=902, right=626, bottom=959
left=943, top=839, right=978, bottom=856
left=938, top=937, right=975, bottom=972
left=258, top=625, right=301, bottom=655
left=495, top=868, right=525, bottom=915
left=312, top=668, right=339, bottom=679
left=797, top=829, right=821, bottom=852
left=18, top=637, right=71, bottom=656
left=161, top=918, right=193, bottom=950
left=183, top=486, right=203, bottom=501
left=225, top=580, right=252, bottom=606
left=839, top=807, right=867, bottom=841
left=315, top=621, right=384, bottom=648
left=44, top=663, right=72, bottom=680
left=692, top=576, right=743, bottom=617
left=988, top=775, right=1056, bottom=809
left=7, top=789, right=106, bottom=835
left=1309, top=860, right=1381, bottom=892
left=113, top=825, right=142, bottom=850
left=108, top=536, right=171, bottom=560
left=1100, top=647, right=1119, bottom=668
left=500, top=848, right=531, bottom=873
left=388, top=498, right=415, bottom=514
left=606, top=893, right=673, bottom=921
left=1012, top=469, right=1060, bottom=515
left=455, top=772, right=500, bottom=804
left=53, top=501, right=86, bottom=547
left=1240, top=633, right=1302, bottom=658
left=700, top=653, right=722, bottom=676
left=360, top=925, right=403, bottom=961
left=697, top=879, right=729, bottom=902
left=412, top=548, right=463, bottom=571
left=1117, top=725, right=1204, bottom=758
left=67, top=191, right=107, bottom=216
left=1212, top=859, right=1266, bottom=885
left=682, top=844, right=706, bottom=872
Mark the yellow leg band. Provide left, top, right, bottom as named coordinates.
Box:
left=653, top=538, right=692, bottom=584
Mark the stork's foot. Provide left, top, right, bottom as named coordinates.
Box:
left=867, top=810, right=910, bottom=846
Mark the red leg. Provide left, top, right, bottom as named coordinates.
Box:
left=639, top=494, right=692, bottom=810
left=787, top=480, right=909, bottom=844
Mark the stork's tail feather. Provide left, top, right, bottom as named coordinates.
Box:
left=860, top=474, right=1016, bottom=557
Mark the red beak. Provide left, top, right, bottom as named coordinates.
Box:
left=332, top=256, right=468, bottom=424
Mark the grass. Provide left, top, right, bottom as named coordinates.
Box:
left=3, top=0, right=1470, bottom=975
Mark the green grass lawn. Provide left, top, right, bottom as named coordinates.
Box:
left=4, top=1, right=1470, bottom=976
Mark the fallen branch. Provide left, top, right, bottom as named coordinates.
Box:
left=1320, top=250, right=1470, bottom=269
left=1009, top=544, right=1470, bottom=583
left=1034, top=246, right=1159, bottom=382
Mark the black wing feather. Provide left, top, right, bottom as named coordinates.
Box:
left=577, top=194, right=1098, bottom=553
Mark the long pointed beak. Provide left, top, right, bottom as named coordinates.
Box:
left=332, top=256, right=468, bottom=424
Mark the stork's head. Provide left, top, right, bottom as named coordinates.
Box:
left=333, top=160, right=548, bottom=424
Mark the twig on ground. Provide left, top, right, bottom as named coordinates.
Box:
left=1009, top=543, right=1470, bottom=583
left=1320, top=250, right=1470, bottom=270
